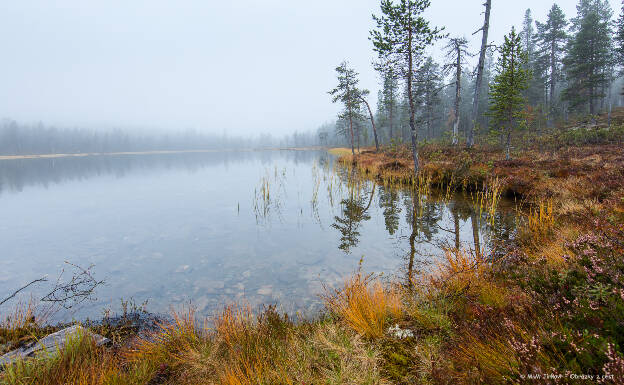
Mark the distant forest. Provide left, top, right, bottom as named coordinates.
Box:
left=0, top=119, right=323, bottom=156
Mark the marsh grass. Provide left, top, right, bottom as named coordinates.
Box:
left=325, top=272, right=402, bottom=339
left=0, top=300, right=57, bottom=355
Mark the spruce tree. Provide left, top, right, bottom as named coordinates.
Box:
left=489, top=28, right=530, bottom=160
left=563, top=0, right=613, bottom=115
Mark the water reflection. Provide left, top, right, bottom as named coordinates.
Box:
left=0, top=150, right=517, bottom=320
left=0, top=150, right=319, bottom=196
left=331, top=181, right=375, bottom=253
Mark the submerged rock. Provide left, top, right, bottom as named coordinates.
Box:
left=0, top=325, right=109, bottom=368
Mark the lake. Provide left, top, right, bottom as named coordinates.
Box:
left=0, top=150, right=515, bottom=320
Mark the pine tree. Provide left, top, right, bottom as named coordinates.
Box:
left=522, top=9, right=546, bottom=108
left=521, top=9, right=536, bottom=66
left=328, top=61, right=364, bottom=155
left=535, top=4, right=568, bottom=123
left=489, top=28, right=530, bottom=160
left=443, top=37, right=470, bottom=145
left=377, top=66, right=399, bottom=141
left=563, top=0, right=613, bottom=115
left=615, top=3, right=624, bottom=73
left=370, top=0, right=444, bottom=173
left=413, top=57, right=444, bottom=140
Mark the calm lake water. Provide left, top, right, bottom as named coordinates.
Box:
left=0, top=150, right=515, bottom=320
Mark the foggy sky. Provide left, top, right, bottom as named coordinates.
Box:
left=0, top=0, right=620, bottom=136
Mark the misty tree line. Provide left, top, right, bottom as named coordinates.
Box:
left=0, top=118, right=334, bottom=155
left=323, top=0, right=624, bottom=164
left=0, top=119, right=269, bottom=155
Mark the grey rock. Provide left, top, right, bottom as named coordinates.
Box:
left=0, top=325, right=109, bottom=368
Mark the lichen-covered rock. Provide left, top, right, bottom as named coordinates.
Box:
left=0, top=325, right=109, bottom=368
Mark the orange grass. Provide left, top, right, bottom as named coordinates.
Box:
left=326, top=273, right=402, bottom=338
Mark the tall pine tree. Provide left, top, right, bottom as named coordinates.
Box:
left=615, top=3, right=624, bottom=74
left=563, top=0, right=613, bottom=115
left=535, top=4, right=568, bottom=123
left=371, top=0, right=444, bottom=173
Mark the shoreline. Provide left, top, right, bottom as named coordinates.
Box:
left=0, top=146, right=330, bottom=161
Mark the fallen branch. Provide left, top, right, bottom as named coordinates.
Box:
left=0, top=277, right=48, bottom=306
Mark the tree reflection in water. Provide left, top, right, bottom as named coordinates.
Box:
left=331, top=180, right=375, bottom=254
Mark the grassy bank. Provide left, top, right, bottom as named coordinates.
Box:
left=1, top=142, right=624, bottom=384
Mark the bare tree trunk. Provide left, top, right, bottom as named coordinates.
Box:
left=390, top=94, right=394, bottom=140
left=468, top=0, right=491, bottom=148
left=360, top=97, right=380, bottom=152
left=548, top=39, right=556, bottom=126
left=608, top=82, right=613, bottom=128
left=453, top=50, right=461, bottom=146
left=506, top=125, right=512, bottom=160
left=408, top=197, right=418, bottom=289
left=349, top=114, right=355, bottom=156
left=407, top=17, right=419, bottom=174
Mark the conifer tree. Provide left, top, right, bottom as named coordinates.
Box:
left=522, top=9, right=546, bottom=108
left=489, top=28, right=530, bottom=160
left=377, top=66, right=399, bottom=141
left=370, top=0, right=444, bottom=173
left=563, top=0, right=613, bottom=115
left=615, top=3, right=624, bottom=73
left=413, top=57, right=444, bottom=140
left=535, top=4, right=568, bottom=122
left=329, top=61, right=363, bottom=155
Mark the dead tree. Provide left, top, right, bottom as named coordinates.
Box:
left=444, top=37, right=470, bottom=146
left=358, top=91, right=380, bottom=152
left=467, top=0, right=492, bottom=148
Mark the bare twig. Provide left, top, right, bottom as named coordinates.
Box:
left=41, top=261, right=105, bottom=309
left=0, top=277, right=48, bottom=306
left=1, top=261, right=104, bottom=309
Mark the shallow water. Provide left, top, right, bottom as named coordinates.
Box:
left=0, top=150, right=515, bottom=320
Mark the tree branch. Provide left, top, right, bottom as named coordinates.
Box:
left=0, top=277, right=48, bottom=306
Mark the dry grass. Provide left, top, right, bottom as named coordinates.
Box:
left=1, top=328, right=153, bottom=385
left=0, top=300, right=57, bottom=355
left=325, top=273, right=402, bottom=338
left=327, top=147, right=359, bottom=157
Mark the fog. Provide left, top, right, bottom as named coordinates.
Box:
left=0, top=0, right=620, bottom=137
